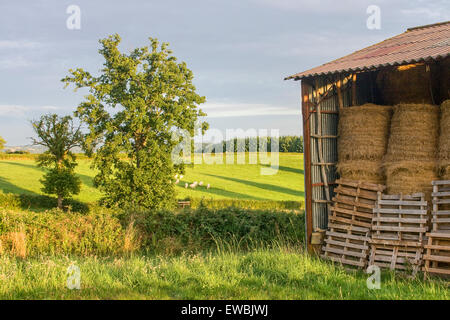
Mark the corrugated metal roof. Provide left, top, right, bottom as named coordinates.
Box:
left=285, top=21, right=450, bottom=80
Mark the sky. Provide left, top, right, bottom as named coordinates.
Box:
left=0, top=0, right=449, bottom=145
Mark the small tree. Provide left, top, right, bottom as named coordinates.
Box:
left=31, top=114, right=83, bottom=209
left=0, top=136, right=5, bottom=151
left=62, top=34, right=208, bottom=209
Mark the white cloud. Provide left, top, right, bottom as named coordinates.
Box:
left=401, top=7, right=450, bottom=20
left=0, top=57, right=32, bottom=69
left=0, top=40, right=41, bottom=49
left=0, top=105, right=62, bottom=117
left=202, top=102, right=300, bottom=118
left=253, top=0, right=380, bottom=14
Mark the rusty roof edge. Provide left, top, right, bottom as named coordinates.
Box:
left=285, top=20, right=450, bottom=81
left=284, top=52, right=450, bottom=81
left=407, top=20, right=450, bottom=32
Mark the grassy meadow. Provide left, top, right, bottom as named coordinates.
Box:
left=1, top=248, right=449, bottom=300
left=0, top=153, right=305, bottom=204
left=0, top=152, right=448, bottom=300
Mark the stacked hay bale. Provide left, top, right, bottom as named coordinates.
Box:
left=337, top=104, right=392, bottom=184
left=383, top=104, right=439, bottom=200
left=439, top=100, right=450, bottom=180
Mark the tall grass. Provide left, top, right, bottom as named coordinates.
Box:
left=0, top=246, right=448, bottom=300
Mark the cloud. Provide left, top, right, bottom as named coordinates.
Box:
left=253, top=0, right=379, bottom=14
left=401, top=7, right=450, bottom=20
left=202, top=101, right=300, bottom=118
left=0, top=40, right=42, bottom=49
left=0, top=57, right=32, bottom=69
left=0, top=105, right=62, bottom=117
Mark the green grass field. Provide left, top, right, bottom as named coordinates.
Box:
left=0, top=153, right=304, bottom=204
left=1, top=152, right=447, bottom=300
left=1, top=248, right=448, bottom=300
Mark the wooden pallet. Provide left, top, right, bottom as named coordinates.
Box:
left=368, top=239, right=423, bottom=275
left=321, top=225, right=371, bottom=268
left=322, top=179, right=385, bottom=268
left=329, top=179, right=385, bottom=231
left=431, top=180, right=450, bottom=233
left=372, top=193, right=428, bottom=243
left=423, top=232, right=450, bottom=276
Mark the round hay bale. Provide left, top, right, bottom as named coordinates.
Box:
left=384, top=161, right=438, bottom=201
left=384, top=104, right=439, bottom=162
left=336, top=160, right=384, bottom=185
left=439, top=100, right=450, bottom=161
left=338, top=104, right=392, bottom=161
left=439, top=161, right=450, bottom=180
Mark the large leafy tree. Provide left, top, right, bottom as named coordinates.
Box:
left=0, top=136, right=5, bottom=150
left=62, top=34, right=208, bottom=209
left=31, top=114, right=83, bottom=209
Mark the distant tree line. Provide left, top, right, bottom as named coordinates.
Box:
left=197, top=136, right=304, bottom=153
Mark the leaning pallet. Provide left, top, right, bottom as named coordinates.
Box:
left=372, top=193, right=428, bottom=242
left=321, top=179, right=385, bottom=268
left=430, top=180, right=450, bottom=233
left=422, top=180, right=450, bottom=277
left=423, top=233, right=450, bottom=276
left=368, top=239, right=423, bottom=275
left=368, top=192, right=428, bottom=275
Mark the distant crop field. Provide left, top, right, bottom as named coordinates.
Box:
left=0, top=153, right=304, bottom=204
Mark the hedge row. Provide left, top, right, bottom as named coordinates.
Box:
left=0, top=207, right=305, bottom=257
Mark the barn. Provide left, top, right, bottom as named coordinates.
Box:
left=285, top=21, right=450, bottom=254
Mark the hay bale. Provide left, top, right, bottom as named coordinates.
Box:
left=338, top=104, right=392, bottom=161
left=384, top=104, right=439, bottom=162
left=376, top=64, right=437, bottom=105
left=385, top=161, right=438, bottom=201
left=337, top=104, right=392, bottom=184
left=439, top=162, right=450, bottom=180
left=439, top=100, right=450, bottom=162
left=336, top=160, right=384, bottom=185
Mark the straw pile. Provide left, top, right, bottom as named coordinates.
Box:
left=337, top=104, right=392, bottom=184
left=384, top=104, right=439, bottom=199
left=439, top=100, right=450, bottom=180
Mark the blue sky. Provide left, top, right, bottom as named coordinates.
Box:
left=0, top=0, right=448, bottom=145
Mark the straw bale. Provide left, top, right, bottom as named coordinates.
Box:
left=338, top=104, right=392, bottom=161
left=384, top=161, right=438, bottom=201
left=438, top=100, right=450, bottom=161
left=384, top=104, right=439, bottom=162
left=336, top=160, right=384, bottom=185
left=439, top=161, right=450, bottom=180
